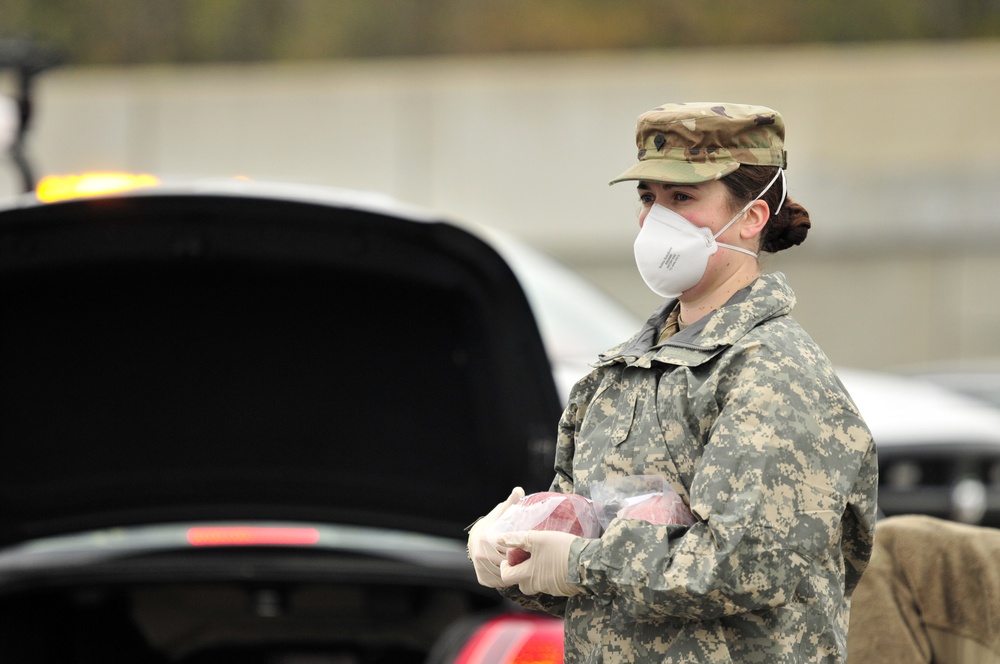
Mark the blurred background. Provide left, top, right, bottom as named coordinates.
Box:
left=2, top=0, right=999, bottom=371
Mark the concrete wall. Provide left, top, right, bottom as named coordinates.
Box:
left=6, top=40, right=1000, bottom=370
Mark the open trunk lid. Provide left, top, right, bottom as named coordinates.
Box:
left=0, top=186, right=562, bottom=547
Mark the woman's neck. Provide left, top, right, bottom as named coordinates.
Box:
left=679, top=264, right=760, bottom=325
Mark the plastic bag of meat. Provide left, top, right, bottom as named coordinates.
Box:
left=489, top=492, right=601, bottom=566
left=590, top=475, right=696, bottom=530
left=618, top=492, right=697, bottom=526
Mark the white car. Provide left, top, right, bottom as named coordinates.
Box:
left=837, top=367, right=1000, bottom=526
left=478, top=226, right=641, bottom=403
left=897, top=358, right=1000, bottom=411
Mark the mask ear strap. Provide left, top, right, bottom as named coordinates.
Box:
left=714, top=166, right=784, bottom=242
left=756, top=167, right=784, bottom=217
left=774, top=169, right=787, bottom=216
left=713, top=168, right=783, bottom=259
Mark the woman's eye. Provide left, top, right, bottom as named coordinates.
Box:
left=673, top=192, right=693, bottom=202
left=638, top=193, right=655, bottom=204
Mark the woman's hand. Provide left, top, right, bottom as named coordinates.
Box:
left=498, top=530, right=584, bottom=596
left=467, top=487, right=525, bottom=587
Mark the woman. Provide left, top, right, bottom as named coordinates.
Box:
left=468, top=102, right=879, bottom=663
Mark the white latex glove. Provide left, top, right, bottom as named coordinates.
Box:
left=467, top=487, right=525, bottom=588
left=497, top=529, right=584, bottom=597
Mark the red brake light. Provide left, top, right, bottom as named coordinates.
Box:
left=453, top=614, right=564, bottom=664
left=186, top=526, right=320, bottom=547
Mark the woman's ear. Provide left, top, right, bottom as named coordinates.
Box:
left=740, top=199, right=770, bottom=239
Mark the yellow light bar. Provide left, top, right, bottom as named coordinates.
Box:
left=35, top=172, right=161, bottom=203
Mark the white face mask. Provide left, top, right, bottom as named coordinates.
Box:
left=633, top=169, right=784, bottom=298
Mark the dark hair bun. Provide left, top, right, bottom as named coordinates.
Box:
left=762, top=198, right=811, bottom=253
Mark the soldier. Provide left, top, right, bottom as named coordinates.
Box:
left=468, top=102, right=879, bottom=662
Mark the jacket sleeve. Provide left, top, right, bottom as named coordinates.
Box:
left=569, top=342, right=877, bottom=621
left=842, top=431, right=879, bottom=594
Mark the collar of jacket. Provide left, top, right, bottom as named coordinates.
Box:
left=595, top=272, right=797, bottom=369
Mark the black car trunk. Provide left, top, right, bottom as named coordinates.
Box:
left=0, top=192, right=561, bottom=544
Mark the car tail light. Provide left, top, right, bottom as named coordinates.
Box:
left=453, top=614, right=564, bottom=664
left=186, top=526, right=320, bottom=546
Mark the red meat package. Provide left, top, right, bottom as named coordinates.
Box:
left=618, top=492, right=697, bottom=526
left=591, top=475, right=696, bottom=529
left=489, top=492, right=601, bottom=566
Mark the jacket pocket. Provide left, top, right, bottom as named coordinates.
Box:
left=610, top=387, right=638, bottom=445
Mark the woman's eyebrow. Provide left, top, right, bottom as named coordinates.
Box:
left=637, top=182, right=699, bottom=192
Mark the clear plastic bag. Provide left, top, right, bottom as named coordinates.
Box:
left=590, top=475, right=696, bottom=530
left=489, top=492, right=601, bottom=565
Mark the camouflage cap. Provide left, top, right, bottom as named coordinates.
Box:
left=609, top=102, right=787, bottom=185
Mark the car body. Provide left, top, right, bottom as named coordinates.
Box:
left=897, top=358, right=1000, bottom=412
left=0, top=179, right=566, bottom=663
left=475, top=226, right=641, bottom=404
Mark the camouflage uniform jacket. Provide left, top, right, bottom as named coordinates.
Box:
left=504, top=271, right=878, bottom=663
